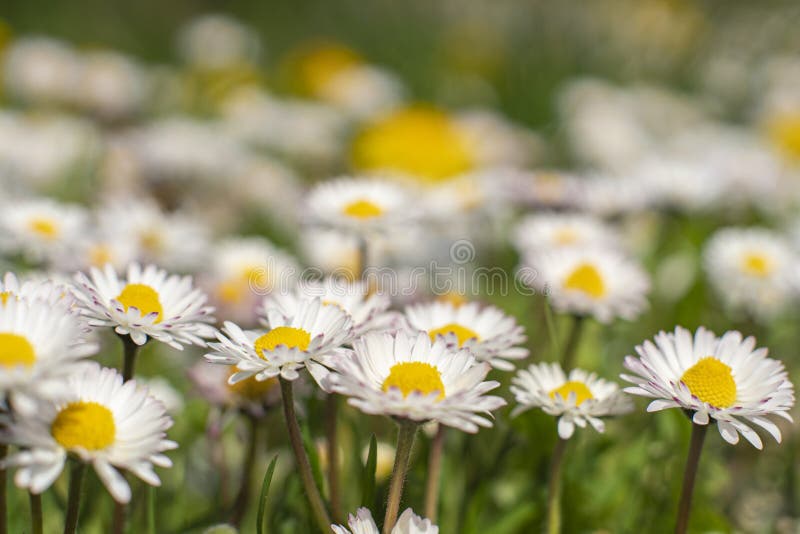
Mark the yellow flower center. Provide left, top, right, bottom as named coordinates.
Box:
left=563, top=263, right=606, bottom=298
left=253, top=327, right=311, bottom=359
left=740, top=251, right=774, bottom=278
left=88, top=244, right=113, bottom=267
left=428, top=323, right=480, bottom=347
left=140, top=229, right=163, bottom=253
left=549, top=381, right=594, bottom=406
left=437, top=292, right=468, bottom=307
left=0, top=291, right=13, bottom=305
left=227, top=369, right=279, bottom=400
left=28, top=217, right=59, bottom=240
left=115, top=283, right=164, bottom=323
left=382, top=362, right=445, bottom=400
left=293, top=43, right=362, bottom=96
left=342, top=199, right=384, bottom=220
left=553, top=228, right=579, bottom=245
left=680, top=357, right=737, bottom=408
left=0, top=332, right=36, bottom=368
left=767, top=112, right=800, bottom=161
left=51, top=401, right=116, bottom=451
left=351, top=106, right=475, bottom=183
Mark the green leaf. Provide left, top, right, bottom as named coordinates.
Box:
left=300, top=422, right=325, bottom=493
left=257, top=455, right=279, bottom=534
left=360, top=434, right=378, bottom=507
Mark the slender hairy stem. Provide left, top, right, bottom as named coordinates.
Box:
left=423, top=426, right=446, bottom=521
left=230, top=415, right=259, bottom=527
left=64, top=461, right=86, bottom=534
left=546, top=438, right=568, bottom=534
left=383, top=420, right=418, bottom=534
left=0, top=443, right=7, bottom=534
left=30, top=492, right=43, bottom=534
left=675, top=423, right=708, bottom=534
left=279, top=378, right=331, bottom=532
left=112, top=501, right=125, bottom=534
left=561, top=315, right=585, bottom=370
left=357, top=237, right=369, bottom=280
left=119, top=335, right=141, bottom=382
left=543, top=298, right=560, bottom=360
left=325, top=394, right=342, bottom=522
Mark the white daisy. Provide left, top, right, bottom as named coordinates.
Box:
left=305, top=177, right=418, bottom=236
left=511, top=363, right=632, bottom=439
left=299, top=228, right=364, bottom=280
left=0, top=198, right=88, bottom=264
left=332, top=507, right=438, bottom=534
left=96, top=197, right=210, bottom=272
left=200, top=237, right=300, bottom=326
left=187, top=361, right=282, bottom=417
left=205, top=297, right=353, bottom=383
left=494, top=168, right=584, bottom=211
left=621, top=326, right=795, bottom=449
left=0, top=271, right=73, bottom=309
left=703, top=227, right=797, bottom=319
left=0, top=364, right=177, bottom=503
left=511, top=212, right=622, bottom=256
left=326, top=330, right=506, bottom=433
left=264, top=277, right=397, bottom=337
left=72, top=263, right=216, bottom=349
left=523, top=247, right=650, bottom=323
left=403, top=300, right=528, bottom=371
left=0, top=298, right=97, bottom=414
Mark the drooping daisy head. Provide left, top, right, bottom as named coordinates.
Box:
left=0, top=297, right=97, bottom=414
left=264, top=277, right=397, bottom=337
left=326, top=330, right=506, bottom=433
left=511, top=363, right=632, bottom=439
left=187, top=361, right=281, bottom=417
left=703, top=227, right=797, bottom=320
left=523, top=247, right=650, bottom=323
left=305, top=177, right=418, bottom=236
left=404, top=300, right=528, bottom=371
left=205, top=297, right=353, bottom=384
left=72, top=263, right=216, bottom=349
left=0, top=197, right=88, bottom=264
left=622, top=326, right=795, bottom=449
left=1, top=364, right=177, bottom=503
left=332, top=507, right=438, bottom=534
left=511, top=212, right=622, bottom=256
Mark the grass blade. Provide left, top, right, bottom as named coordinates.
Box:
left=361, top=434, right=377, bottom=507
left=257, top=455, right=279, bottom=534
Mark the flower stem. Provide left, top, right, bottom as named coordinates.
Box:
left=561, top=315, right=585, bottom=370
left=383, top=419, right=418, bottom=534
left=546, top=437, right=568, bottom=534
left=30, top=492, right=43, bottom=534
left=119, top=335, right=141, bottom=382
left=0, top=443, right=7, bottom=534
left=357, top=237, right=369, bottom=280
left=230, top=415, right=259, bottom=527
left=64, top=461, right=86, bottom=534
left=325, top=394, right=342, bottom=523
left=423, top=425, right=446, bottom=521
left=675, top=423, right=708, bottom=534
left=279, top=377, right=331, bottom=532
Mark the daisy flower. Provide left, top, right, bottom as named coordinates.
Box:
left=0, top=298, right=97, bottom=414
left=523, top=247, right=650, bottom=323
left=621, top=326, right=795, bottom=449
left=511, top=363, right=632, bottom=439
left=511, top=212, right=622, bottom=255
left=1, top=271, right=72, bottom=308
left=703, top=227, right=797, bottom=319
left=187, top=361, right=281, bottom=417
left=205, top=297, right=352, bottom=383
left=264, top=277, right=397, bottom=336
left=332, top=508, right=438, bottom=534
left=305, top=177, right=418, bottom=236
left=0, top=197, right=88, bottom=264
left=72, top=263, right=216, bottom=349
left=0, top=364, right=177, bottom=503
left=326, top=330, right=506, bottom=433
left=404, top=300, right=528, bottom=371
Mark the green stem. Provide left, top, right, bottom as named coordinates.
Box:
left=30, top=492, right=43, bottom=534
left=383, top=420, right=418, bottom=534
left=543, top=298, right=560, bottom=361
left=112, top=501, right=125, bottom=534
left=325, top=394, right=342, bottom=523
left=423, top=425, right=446, bottom=521
left=120, top=336, right=141, bottom=382
left=0, top=443, right=7, bottom=534
left=358, top=237, right=369, bottom=280
left=279, top=378, right=331, bottom=532
left=230, top=415, right=259, bottom=527
left=560, top=315, right=585, bottom=370
left=64, top=461, right=86, bottom=534
left=675, top=423, right=708, bottom=534
left=546, top=438, right=568, bottom=534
